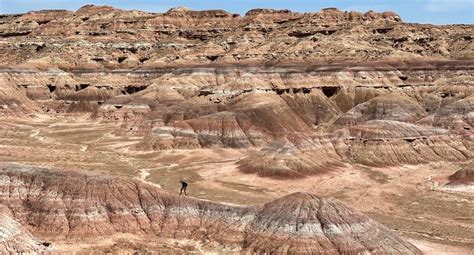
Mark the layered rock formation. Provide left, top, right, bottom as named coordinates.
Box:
left=0, top=163, right=420, bottom=254
left=0, top=5, right=472, bottom=177
left=243, top=192, right=419, bottom=254
left=0, top=5, right=472, bottom=68
left=0, top=5, right=471, bottom=253
left=238, top=137, right=343, bottom=178
left=0, top=206, right=46, bottom=254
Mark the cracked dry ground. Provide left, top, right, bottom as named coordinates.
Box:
left=0, top=115, right=472, bottom=253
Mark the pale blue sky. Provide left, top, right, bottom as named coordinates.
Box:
left=0, top=0, right=473, bottom=24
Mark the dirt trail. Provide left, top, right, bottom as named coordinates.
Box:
left=409, top=239, right=473, bottom=255
left=135, top=168, right=162, bottom=189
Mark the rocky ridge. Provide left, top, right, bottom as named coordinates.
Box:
left=0, top=5, right=472, bottom=68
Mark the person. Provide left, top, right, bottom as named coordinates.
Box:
left=179, top=180, right=188, bottom=196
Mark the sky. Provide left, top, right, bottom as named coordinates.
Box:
left=0, top=0, right=473, bottom=24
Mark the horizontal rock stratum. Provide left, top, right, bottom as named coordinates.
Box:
left=0, top=5, right=472, bottom=178
left=0, top=5, right=472, bottom=69
left=1, top=61, right=471, bottom=177
left=0, top=163, right=421, bottom=254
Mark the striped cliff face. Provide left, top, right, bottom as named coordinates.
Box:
left=0, top=163, right=420, bottom=254
left=0, top=5, right=470, bottom=68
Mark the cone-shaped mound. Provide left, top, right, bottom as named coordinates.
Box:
left=238, top=137, right=343, bottom=178
left=334, top=94, right=426, bottom=125
left=243, top=192, right=421, bottom=254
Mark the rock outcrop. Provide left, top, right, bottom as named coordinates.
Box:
left=0, top=5, right=472, bottom=68
left=444, top=162, right=474, bottom=191
left=449, top=163, right=474, bottom=184
left=0, top=163, right=421, bottom=254
left=0, top=206, right=46, bottom=254
left=0, top=5, right=472, bottom=177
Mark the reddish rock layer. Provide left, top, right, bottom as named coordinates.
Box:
left=0, top=5, right=472, bottom=69
left=0, top=163, right=420, bottom=254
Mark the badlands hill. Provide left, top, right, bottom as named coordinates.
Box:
left=0, top=5, right=473, bottom=254
left=0, top=5, right=472, bottom=177
left=0, top=163, right=421, bottom=254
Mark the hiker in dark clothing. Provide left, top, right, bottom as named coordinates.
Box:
left=179, top=180, right=188, bottom=196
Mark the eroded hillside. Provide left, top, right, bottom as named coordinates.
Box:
left=0, top=4, right=473, bottom=254
left=0, top=163, right=423, bottom=254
